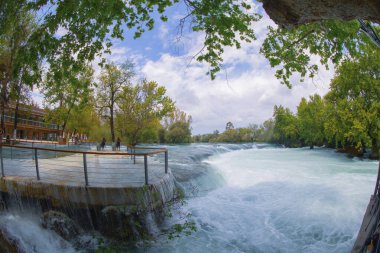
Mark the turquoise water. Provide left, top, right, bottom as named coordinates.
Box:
left=0, top=143, right=377, bottom=252
left=141, top=144, right=378, bottom=253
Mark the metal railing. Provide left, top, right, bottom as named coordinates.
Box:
left=0, top=143, right=169, bottom=187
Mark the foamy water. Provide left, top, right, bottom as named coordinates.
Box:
left=141, top=145, right=377, bottom=253
left=0, top=213, right=77, bottom=253
left=0, top=144, right=377, bottom=252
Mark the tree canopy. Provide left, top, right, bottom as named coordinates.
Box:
left=324, top=45, right=380, bottom=158
left=164, top=108, right=192, bottom=143
left=0, top=0, right=260, bottom=81
left=272, top=105, right=299, bottom=147
left=261, top=20, right=380, bottom=87
left=116, top=79, right=175, bottom=145
left=297, top=94, right=325, bottom=149
left=43, top=62, right=94, bottom=133
left=97, top=61, right=135, bottom=142
left=2, top=1, right=379, bottom=88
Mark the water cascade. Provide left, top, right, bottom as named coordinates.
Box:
left=0, top=143, right=377, bottom=252
left=0, top=143, right=177, bottom=252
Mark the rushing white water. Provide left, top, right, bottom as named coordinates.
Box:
left=140, top=144, right=378, bottom=253
left=0, top=213, right=77, bottom=253
left=0, top=144, right=377, bottom=252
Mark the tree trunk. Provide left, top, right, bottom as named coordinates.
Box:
left=0, top=79, right=7, bottom=132
left=13, top=99, right=19, bottom=139
left=371, top=138, right=379, bottom=160
left=0, top=99, right=4, bottom=133
left=13, top=69, right=23, bottom=140
left=110, top=105, right=115, bottom=143
left=61, top=99, right=75, bottom=135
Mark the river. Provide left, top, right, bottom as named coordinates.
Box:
left=0, top=143, right=378, bottom=252
left=141, top=143, right=377, bottom=253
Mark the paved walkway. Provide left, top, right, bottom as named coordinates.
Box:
left=2, top=152, right=167, bottom=187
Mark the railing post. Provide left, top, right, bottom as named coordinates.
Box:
left=144, top=154, right=148, bottom=185
left=165, top=151, right=168, bottom=174
left=0, top=146, right=4, bottom=177
left=83, top=153, right=89, bottom=186
left=34, top=149, right=40, bottom=180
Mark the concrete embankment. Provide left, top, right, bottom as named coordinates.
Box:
left=0, top=170, right=177, bottom=248
left=0, top=170, right=176, bottom=208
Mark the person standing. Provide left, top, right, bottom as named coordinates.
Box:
left=100, top=137, right=106, bottom=150
left=116, top=137, right=121, bottom=151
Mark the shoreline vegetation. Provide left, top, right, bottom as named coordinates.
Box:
left=194, top=46, right=379, bottom=160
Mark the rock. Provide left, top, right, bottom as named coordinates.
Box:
left=98, top=206, right=152, bottom=241
left=0, top=229, right=24, bottom=253
left=41, top=210, right=82, bottom=241
left=98, top=206, right=136, bottom=239
left=261, top=0, right=380, bottom=28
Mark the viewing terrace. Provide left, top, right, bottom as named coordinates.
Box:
left=0, top=142, right=174, bottom=207
left=0, top=142, right=168, bottom=187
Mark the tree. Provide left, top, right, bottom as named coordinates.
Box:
left=261, top=20, right=379, bottom=87
left=116, top=79, right=175, bottom=145
left=4, top=1, right=377, bottom=89
left=3, top=1, right=379, bottom=89
left=165, top=109, right=192, bottom=143
left=248, top=124, right=262, bottom=142
left=43, top=63, right=94, bottom=135
left=10, top=78, right=32, bottom=139
left=0, top=5, right=39, bottom=131
left=225, top=121, right=234, bottom=131
left=66, top=101, right=101, bottom=141
left=273, top=105, right=299, bottom=147
left=97, top=61, right=135, bottom=143
left=297, top=94, right=325, bottom=149
left=324, top=45, right=380, bottom=159
left=0, top=0, right=260, bottom=83
left=261, top=119, right=275, bottom=142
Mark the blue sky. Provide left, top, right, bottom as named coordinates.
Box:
left=34, top=2, right=334, bottom=135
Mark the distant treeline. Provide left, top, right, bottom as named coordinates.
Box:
left=194, top=45, right=379, bottom=159
left=192, top=120, right=274, bottom=144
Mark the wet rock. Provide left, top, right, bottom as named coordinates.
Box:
left=0, top=229, right=24, bottom=253
left=41, top=210, right=82, bottom=241
left=99, top=206, right=135, bottom=239
left=261, top=0, right=380, bottom=28
left=0, top=201, right=6, bottom=212
left=98, top=206, right=151, bottom=241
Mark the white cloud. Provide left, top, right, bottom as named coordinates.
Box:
left=33, top=5, right=335, bottom=135
left=141, top=13, right=333, bottom=134
left=55, top=26, right=68, bottom=37
left=31, top=91, right=44, bottom=107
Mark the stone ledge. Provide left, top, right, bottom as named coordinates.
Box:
left=0, top=171, right=176, bottom=209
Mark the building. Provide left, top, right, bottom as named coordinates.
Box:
left=2, top=103, right=60, bottom=141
